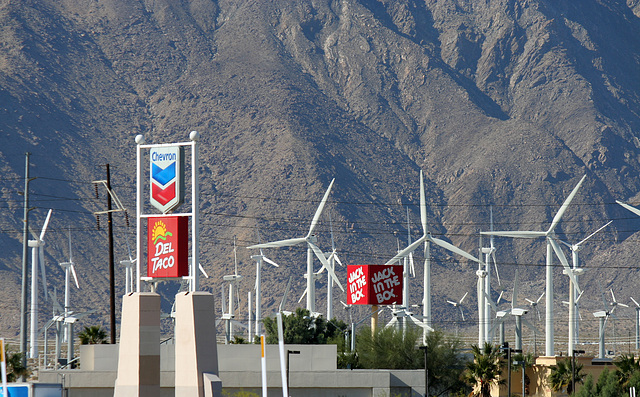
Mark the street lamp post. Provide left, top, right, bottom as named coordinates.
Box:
left=420, top=345, right=428, bottom=397
left=572, top=349, right=585, bottom=394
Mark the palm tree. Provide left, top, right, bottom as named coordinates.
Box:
left=78, top=325, right=108, bottom=344
left=614, top=353, right=640, bottom=390
left=548, top=358, right=585, bottom=395
left=4, top=346, right=30, bottom=381
left=462, top=342, right=505, bottom=397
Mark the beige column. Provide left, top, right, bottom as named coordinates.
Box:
left=113, top=292, right=161, bottom=397
left=174, top=291, right=221, bottom=397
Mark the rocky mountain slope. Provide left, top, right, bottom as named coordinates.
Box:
left=1, top=0, right=640, bottom=346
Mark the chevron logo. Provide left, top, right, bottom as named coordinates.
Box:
left=150, top=146, right=183, bottom=213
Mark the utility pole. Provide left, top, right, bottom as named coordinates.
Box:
left=106, top=164, right=115, bottom=344
left=20, top=152, right=33, bottom=378
left=94, top=165, right=127, bottom=345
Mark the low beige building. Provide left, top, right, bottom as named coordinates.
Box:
left=39, top=343, right=426, bottom=396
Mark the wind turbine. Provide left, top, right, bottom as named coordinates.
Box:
left=558, top=221, right=610, bottom=355
left=222, top=238, right=243, bottom=342
left=384, top=170, right=481, bottom=341
left=319, top=213, right=344, bottom=320
left=524, top=291, right=545, bottom=322
left=447, top=291, right=469, bottom=322
left=58, top=228, right=80, bottom=348
left=558, top=221, right=613, bottom=344
left=447, top=291, right=468, bottom=336
left=120, top=240, right=137, bottom=294
left=593, top=288, right=628, bottom=358
left=249, top=231, right=280, bottom=337
left=29, top=209, right=52, bottom=359
left=482, top=175, right=586, bottom=356
left=247, top=179, right=343, bottom=313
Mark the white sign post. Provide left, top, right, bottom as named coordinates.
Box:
left=1, top=338, right=7, bottom=397
left=135, top=132, right=200, bottom=292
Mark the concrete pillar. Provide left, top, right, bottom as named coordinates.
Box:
left=174, top=291, right=221, bottom=397
left=113, top=292, right=161, bottom=397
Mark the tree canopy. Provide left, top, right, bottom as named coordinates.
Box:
left=462, top=342, right=505, bottom=397
left=262, top=308, right=347, bottom=344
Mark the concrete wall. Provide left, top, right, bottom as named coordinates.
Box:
left=40, top=344, right=425, bottom=397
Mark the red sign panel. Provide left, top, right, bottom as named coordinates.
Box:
left=347, top=264, right=403, bottom=305
left=147, top=216, right=189, bottom=278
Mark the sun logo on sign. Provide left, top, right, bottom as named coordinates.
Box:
left=151, top=221, right=173, bottom=244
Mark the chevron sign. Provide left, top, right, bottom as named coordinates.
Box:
left=150, top=146, right=183, bottom=213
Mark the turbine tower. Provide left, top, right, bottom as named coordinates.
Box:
left=249, top=232, right=279, bottom=337
left=29, top=209, right=52, bottom=358
left=480, top=207, right=501, bottom=343
left=482, top=175, right=585, bottom=356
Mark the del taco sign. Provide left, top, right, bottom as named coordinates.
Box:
left=147, top=216, right=189, bottom=278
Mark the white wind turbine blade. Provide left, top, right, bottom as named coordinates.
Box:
left=617, top=200, right=640, bottom=217
left=460, top=291, right=469, bottom=304
left=67, top=227, right=73, bottom=263
left=611, top=289, right=617, bottom=304
left=458, top=306, right=465, bottom=322
left=298, top=287, right=307, bottom=304
left=199, top=263, right=209, bottom=278
left=430, top=236, right=481, bottom=263
left=309, top=241, right=344, bottom=292
left=537, top=291, right=545, bottom=303
left=385, top=317, right=398, bottom=329
left=492, top=252, right=501, bottom=286
left=446, top=300, right=457, bottom=306
left=547, top=175, right=586, bottom=234
left=220, top=285, right=227, bottom=314
left=631, top=297, right=640, bottom=308
left=39, top=209, right=53, bottom=241
left=70, top=265, right=80, bottom=289
left=497, top=290, right=505, bottom=304
left=39, top=245, right=48, bottom=301
left=248, top=237, right=308, bottom=249
left=384, top=235, right=427, bottom=266
left=419, top=170, right=427, bottom=233
left=483, top=230, right=546, bottom=238
left=575, top=221, right=612, bottom=248
left=333, top=253, right=344, bottom=268
left=576, top=290, right=584, bottom=303
left=549, top=238, right=582, bottom=295
left=408, top=252, right=415, bottom=277
left=489, top=208, right=501, bottom=285
left=279, top=276, right=292, bottom=313
left=307, top=179, right=335, bottom=238
left=483, top=291, right=498, bottom=313
left=262, top=256, right=280, bottom=267
left=409, top=314, right=434, bottom=331
left=611, top=290, right=629, bottom=308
